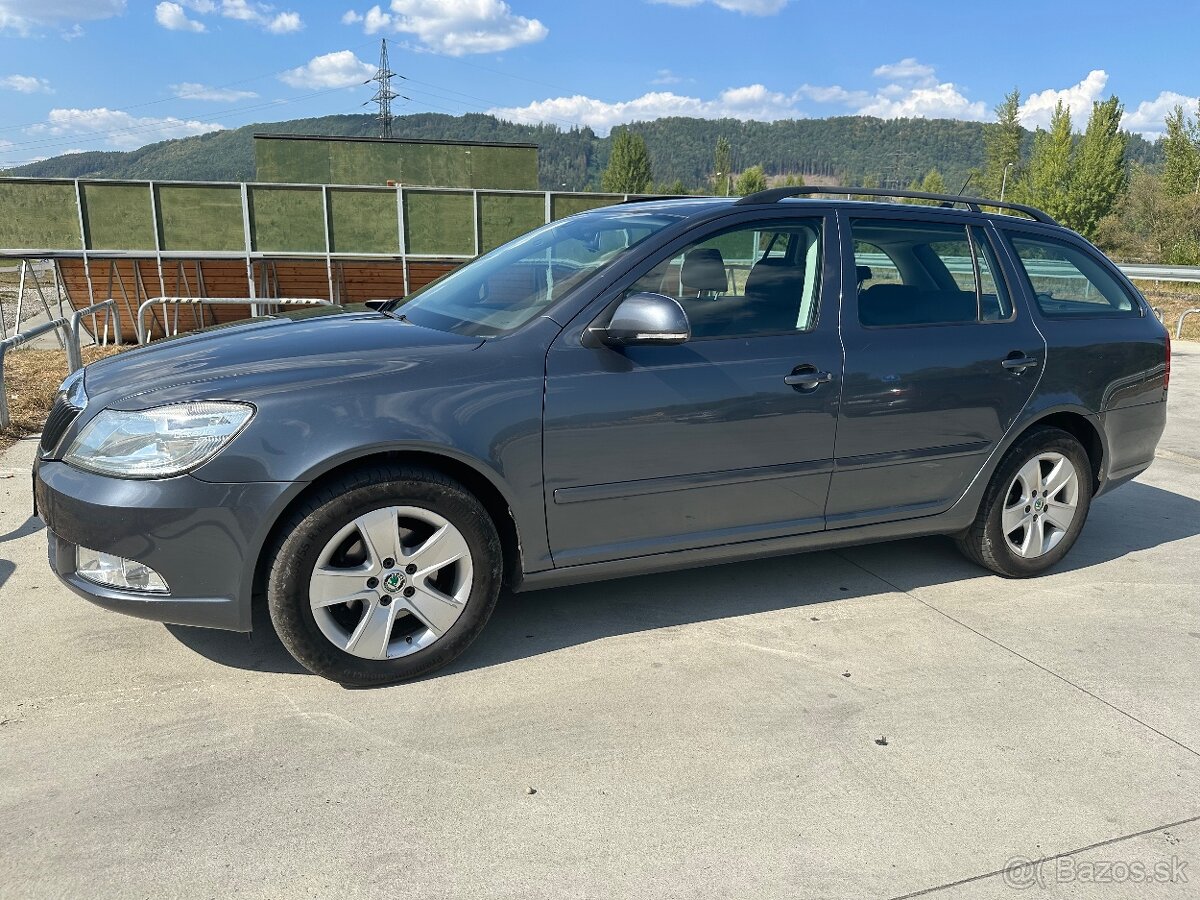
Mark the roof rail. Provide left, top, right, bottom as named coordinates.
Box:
left=734, top=185, right=1059, bottom=226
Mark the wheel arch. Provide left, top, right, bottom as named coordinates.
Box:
left=1007, top=408, right=1106, bottom=495
left=250, top=449, right=525, bottom=604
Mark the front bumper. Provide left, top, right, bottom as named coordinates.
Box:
left=35, top=457, right=294, bottom=632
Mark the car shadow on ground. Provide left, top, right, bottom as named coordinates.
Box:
left=163, top=479, right=1200, bottom=683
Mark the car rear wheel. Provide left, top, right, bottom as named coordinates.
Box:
left=956, top=427, right=1093, bottom=577
left=267, top=465, right=503, bottom=685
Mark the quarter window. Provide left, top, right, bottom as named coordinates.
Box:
left=624, top=220, right=823, bottom=339
left=1007, top=234, right=1137, bottom=317
left=851, top=219, right=1012, bottom=327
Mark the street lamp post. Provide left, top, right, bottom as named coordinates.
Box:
left=1000, top=162, right=1015, bottom=202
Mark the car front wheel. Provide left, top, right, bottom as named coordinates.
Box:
left=957, top=427, right=1093, bottom=577
left=267, top=465, right=503, bottom=685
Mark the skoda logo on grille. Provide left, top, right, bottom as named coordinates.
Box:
left=383, top=572, right=405, bottom=592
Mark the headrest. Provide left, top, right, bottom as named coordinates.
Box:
left=682, top=248, right=727, bottom=292
left=856, top=265, right=873, bottom=284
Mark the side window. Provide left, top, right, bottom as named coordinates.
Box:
left=1007, top=234, right=1137, bottom=318
left=625, top=219, right=823, bottom=339
left=851, top=219, right=1012, bottom=327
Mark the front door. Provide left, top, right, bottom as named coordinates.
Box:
left=543, top=213, right=843, bottom=568
left=829, top=212, right=1045, bottom=525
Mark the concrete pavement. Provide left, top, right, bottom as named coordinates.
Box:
left=1, top=347, right=1198, bottom=899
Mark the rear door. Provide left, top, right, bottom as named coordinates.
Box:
left=542, top=211, right=843, bottom=567
left=829, top=210, right=1045, bottom=525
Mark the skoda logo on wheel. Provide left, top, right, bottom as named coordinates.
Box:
left=383, top=572, right=405, bottom=592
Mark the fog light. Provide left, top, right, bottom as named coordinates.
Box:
left=76, top=546, right=169, bottom=594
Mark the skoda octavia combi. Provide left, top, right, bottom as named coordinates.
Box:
left=34, top=187, right=1170, bottom=684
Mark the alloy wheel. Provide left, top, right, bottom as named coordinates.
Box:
left=308, top=505, right=474, bottom=660
left=1001, top=452, right=1080, bottom=559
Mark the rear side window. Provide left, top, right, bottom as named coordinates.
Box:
left=851, top=219, right=1012, bottom=327
left=1007, top=234, right=1137, bottom=318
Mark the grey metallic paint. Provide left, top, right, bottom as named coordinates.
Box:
left=34, top=198, right=1169, bottom=632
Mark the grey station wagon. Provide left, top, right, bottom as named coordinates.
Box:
left=33, top=186, right=1170, bottom=685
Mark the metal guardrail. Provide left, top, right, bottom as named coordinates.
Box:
left=0, top=317, right=71, bottom=429
left=69, top=299, right=121, bottom=359
left=1178, top=308, right=1200, bottom=339
left=136, top=296, right=340, bottom=344
left=1120, top=264, right=1200, bottom=284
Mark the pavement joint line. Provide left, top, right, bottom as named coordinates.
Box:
left=1155, top=447, right=1200, bottom=467
left=884, top=811, right=1200, bottom=899
left=832, top=550, right=1200, bottom=762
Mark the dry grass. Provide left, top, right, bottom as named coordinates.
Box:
left=1136, top=281, right=1200, bottom=341
left=1, top=345, right=124, bottom=452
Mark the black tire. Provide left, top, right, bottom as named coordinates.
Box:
left=956, top=427, right=1093, bottom=578
left=267, top=465, right=503, bottom=686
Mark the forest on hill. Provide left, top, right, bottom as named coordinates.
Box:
left=3, top=111, right=1164, bottom=193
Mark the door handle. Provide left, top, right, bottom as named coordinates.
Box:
left=784, top=366, right=832, bottom=389
left=1001, top=354, right=1040, bottom=372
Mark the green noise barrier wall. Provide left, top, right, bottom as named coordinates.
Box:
left=0, top=178, right=663, bottom=259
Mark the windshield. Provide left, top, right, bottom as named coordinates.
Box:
left=390, top=209, right=683, bottom=337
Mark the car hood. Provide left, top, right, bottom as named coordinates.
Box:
left=82, top=308, right=483, bottom=409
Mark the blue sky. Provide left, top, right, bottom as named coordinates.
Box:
left=1, top=0, right=1197, bottom=167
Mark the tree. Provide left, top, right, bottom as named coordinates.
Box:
left=734, top=165, right=768, bottom=196
left=1019, top=100, right=1074, bottom=222
left=1162, top=104, right=1200, bottom=197
left=601, top=130, right=652, bottom=193
left=984, top=88, right=1023, bottom=199
left=1066, top=96, right=1127, bottom=238
left=713, top=136, right=732, bottom=196
left=782, top=173, right=806, bottom=187
left=1094, top=169, right=1200, bottom=265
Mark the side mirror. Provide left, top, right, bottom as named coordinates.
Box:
left=364, top=299, right=391, bottom=311
left=600, top=292, right=691, bottom=346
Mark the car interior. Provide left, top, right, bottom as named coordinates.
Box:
left=852, top=221, right=1011, bottom=327
left=629, top=224, right=823, bottom=338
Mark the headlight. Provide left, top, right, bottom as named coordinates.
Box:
left=64, top=401, right=254, bottom=478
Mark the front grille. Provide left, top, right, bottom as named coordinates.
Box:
left=41, top=394, right=81, bottom=455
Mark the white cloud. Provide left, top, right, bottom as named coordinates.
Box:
left=651, top=68, right=685, bottom=86
left=1123, top=90, right=1200, bottom=138
left=649, top=0, right=789, bottom=13
left=28, top=107, right=224, bottom=148
left=1, top=74, right=52, bottom=93
left=796, top=59, right=985, bottom=121
left=154, top=0, right=303, bottom=33
left=857, top=82, right=986, bottom=120
left=266, top=9, right=301, bottom=31
left=61, top=22, right=84, bottom=38
left=1019, top=70, right=1108, bottom=129
left=220, top=0, right=303, bottom=31
left=344, top=0, right=548, bottom=55
left=0, top=0, right=124, bottom=32
left=795, top=83, right=869, bottom=105
left=155, top=1, right=205, bottom=31
left=279, top=50, right=375, bottom=88
left=490, top=84, right=804, bottom=135
left=171, top=81, right=258, bottom=101
left=872, top=58, right=936, bottom=84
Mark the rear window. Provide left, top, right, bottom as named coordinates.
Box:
left=1007, top=234, right=1138, bottom=318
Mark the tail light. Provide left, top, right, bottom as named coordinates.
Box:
left=1164, top=332, right=1171, bottom=390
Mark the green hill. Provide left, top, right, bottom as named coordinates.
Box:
left=2, top=111, right=1163, bottom=193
